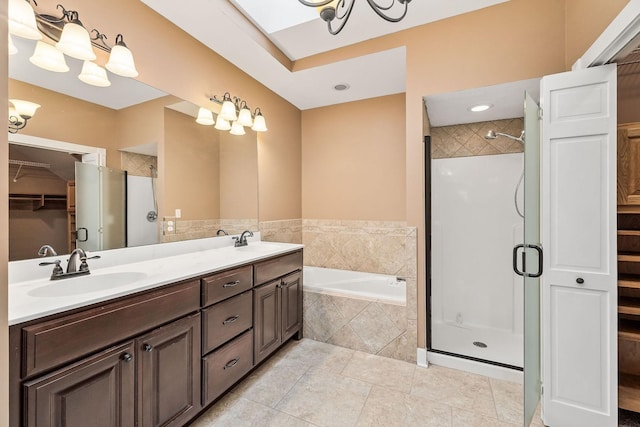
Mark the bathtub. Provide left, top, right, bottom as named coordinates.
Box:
left=303, top=266, right=406, bottom=305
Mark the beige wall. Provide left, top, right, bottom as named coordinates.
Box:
left=9, top=79, right=118, bottom=157
left=163, top=108, right=220, bottom=220
left=565, top=0, right=630, bottom=68
left=302, top=94, right=406, bottom=221
left=219, top=132, right=259, bottom=220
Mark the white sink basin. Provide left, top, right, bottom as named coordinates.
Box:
left=28, top=272, right=148, bottom=298
left=234, top=243, right=283, bottom=254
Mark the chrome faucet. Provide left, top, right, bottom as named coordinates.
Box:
left=234, top=230, right=254, bottom=247
left=40, top=249, right=101, bottom=280
left=216, top=229, right=229, bottom=236
left=37, top=245, right=58, bottom=257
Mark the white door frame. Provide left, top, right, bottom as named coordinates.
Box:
left=8, top=133, right=106, bottom=166
left=574, top=0, right=640, bottom=70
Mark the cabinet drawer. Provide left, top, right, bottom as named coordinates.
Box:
left=22, top=280, right=200, bottom=378
left=202, top=291, right=252, bottom=354
left=254, top=251, right=302, bottom=286
left=202, top=329, right=253, bottom=406
left=202, top=266, right=253, bottom=307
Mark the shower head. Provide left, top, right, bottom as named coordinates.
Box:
left=484, top=130, right=525, bottom=144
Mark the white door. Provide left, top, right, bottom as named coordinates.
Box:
left=541, top=64, right=617, bottom=426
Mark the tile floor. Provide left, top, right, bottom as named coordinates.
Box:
left=190, top=339, right=545, bottom=427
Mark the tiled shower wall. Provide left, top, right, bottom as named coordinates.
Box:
left=431, top=117, right=524, bottom=159
left=120, top=152, right=157, bottom=177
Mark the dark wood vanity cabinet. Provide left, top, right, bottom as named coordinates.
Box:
left=254, top=252, right=303, bottom=364
left=23, top=341, right=136, bottom=427
left=11, top=249, right=303, bottom=427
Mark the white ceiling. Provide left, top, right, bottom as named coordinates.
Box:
left=141, top=0, right=508, bottom=110
left=424, top=78, right=541, bottom=127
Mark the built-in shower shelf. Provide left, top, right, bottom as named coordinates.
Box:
left=620, top=374, right=640, bottom=413
left=619, top=298, right=640, bottom=316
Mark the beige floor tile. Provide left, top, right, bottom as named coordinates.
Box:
left=276, top=371, right=372, bottom=427
left=489, top=378, right=523, bottom=424
left=342, top=351, right=416, bottom=393
left=232, top=354, right=310, bottom=408
left=411, top=365, right=497, bottom=418
left=271, top=338, right=356, bottom=375
left=190, top=392, right=313, bottom=427
left=452, top=408, right=520, bottom=427
left=356, top=385, right=451, bottom=427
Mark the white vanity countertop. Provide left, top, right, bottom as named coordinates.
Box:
left=9, top=239, right=303, bottom=326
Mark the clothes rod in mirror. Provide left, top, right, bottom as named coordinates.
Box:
left=195, top=93, right=267, bottom=135
left=8, top=0, right=138, bottom=88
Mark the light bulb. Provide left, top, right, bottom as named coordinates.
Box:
left=230, top=121, right=246, bottom=136
left=220, top=99, right=238, bottom=122
left=56, top=20, right=96, bottom=61
left=105, top=35, right=138, bottom=78
left=8, top=0, right=42, bottom=40
left=196, top=108, right=215, bottom=126
left=30, top=41, right=70, bottom=72
left=214, top=117, right=231, bottom=131
left=237, top=107, right=253, bottom=127
left=78, top=61, right=111, bottom=87
left=251, top=113, right=267, bottom=132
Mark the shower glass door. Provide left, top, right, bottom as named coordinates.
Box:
left=523, top=91, right=541, bottom=426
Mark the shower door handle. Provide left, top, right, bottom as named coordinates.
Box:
left=76, top=227, right=88, bottom=242
left=513, top=244, right=543, bottom=278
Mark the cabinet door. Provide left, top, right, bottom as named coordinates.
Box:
left=281, top=271, right=302, bottom=341
left=24, top=341, right=135, bottom=427
left=254, top=280, right=281, bottom=364
left=137, top=313, right=201, bottom=427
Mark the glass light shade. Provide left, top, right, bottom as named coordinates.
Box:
left=230, top=121, right=246, bottom=136
left=220, top=100, right=238, bottom=121
left=9, top=0, right=42, bottom=40
left=196, top=108, right=215, bottom=126
left=214, top=117, right=231, bottom=131
left=56, top=22, right=96, bottom=61
left=8, top=107, right=25, bottom=124
left=8, top=34, right=18, bottom=55
left=10, top=99, right=40, bottom=118
left=251, top=114, right=267, bottom=132
left=30, top=40, right=70, bottom=72
left=237, top=107, right=253, bottom=127
left=105, top=44, right=138, bottom=77
left=78, top=61, right=111, bottom=87
left=316, top=0, right=340, bottom=13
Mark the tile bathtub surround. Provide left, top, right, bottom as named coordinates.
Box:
left=260, top=219, right=303, bottom=244
left=302, top=220, right=417, bottom=362
left=431, top=118, right=524, bottom=159
left=190, top=339, right=542, bottom=427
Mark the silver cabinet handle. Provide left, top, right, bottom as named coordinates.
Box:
left=223, top=280, right=240, bottom=288
left=223, top=315, right=240, bottom=325
left=224, top=358, right=240, bottom=370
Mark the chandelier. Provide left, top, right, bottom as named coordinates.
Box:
left=297, top=0, right=411, bottom=35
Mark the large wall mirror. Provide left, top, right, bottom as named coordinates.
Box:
left=8, top=37, right=259, bottom=261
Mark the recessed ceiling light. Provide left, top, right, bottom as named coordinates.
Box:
left=334, top=83, right=350, bottom=91
left=468, top=104, right=493, bottom=112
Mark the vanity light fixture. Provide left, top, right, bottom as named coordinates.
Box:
left=78, top=60, right=111, bottom=87
left=8, top=1, right=138, bottom=85
left=8, top=99, right=40, bottom=134
left=297, top=0, right=411, bottom=35
left=209, top=93, right=268, bottom=134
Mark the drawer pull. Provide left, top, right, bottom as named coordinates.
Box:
left=223, top=315, right=240, bottom=325
left=224, top=358, right=240, bottom=370
left=121, top=353, right=133, bottom=362
left=143, top=344, right=154, bottom=352
left=223, top=280, right=241, bottom=288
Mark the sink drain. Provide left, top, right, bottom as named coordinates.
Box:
left=473, top=341, right=488, bottom=348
